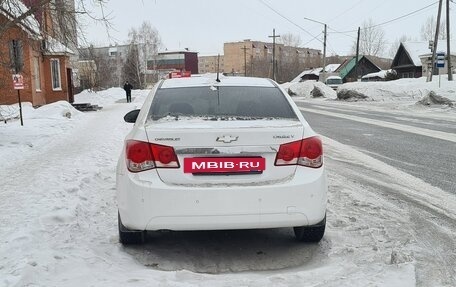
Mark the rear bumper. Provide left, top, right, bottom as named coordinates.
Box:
left=116, top=167, right=327, bottom=231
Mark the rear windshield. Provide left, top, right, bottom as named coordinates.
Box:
left=148, top=86, right=298, bottom=120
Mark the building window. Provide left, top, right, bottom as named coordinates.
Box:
left=34, top=57, right=41, bottom=91
left=9, top=39, right=23, bottom=73
left=50, top=58, right=62, bottom=90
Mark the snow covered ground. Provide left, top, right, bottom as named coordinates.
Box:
left=284, top=76, right=456, bottom=106
left=0, top=79, right=455, bottom=286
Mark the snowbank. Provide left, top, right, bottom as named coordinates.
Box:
left=0, top=101, right=82, bottom=122
left=283, top=81, right=337, bottom=99
left=0, top=102, right=85, bottom=171
left=337, top=77, right=456, bottom=106
left=75, top=87, right=151, bottom=105
left=27, top=101, right=83, bottom=119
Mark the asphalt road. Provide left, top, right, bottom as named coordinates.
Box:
left=297, top=102, right=456, bottom=194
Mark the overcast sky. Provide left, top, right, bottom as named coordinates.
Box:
left=80, top=0, right=451, bottom=57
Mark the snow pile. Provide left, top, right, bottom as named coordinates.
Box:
left=337, top=89, right=369, bottom=101
left=419, top=91, right=455, bottom=106
left=75, top=87, right=151, bottom=106
left=0, top=102, right=85, bottom=171
left=26, top=101, right=82, bottom=119
left=284, top=81, right=337, bottom=99
left=0, top=101, right=82, bottom=122
left=337, top=77, right=456, bottom=106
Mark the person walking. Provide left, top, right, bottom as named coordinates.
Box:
left=123, top=81, right=133, bottom=103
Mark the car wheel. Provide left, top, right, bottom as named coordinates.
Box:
left=293, top=215, right=326, bottom=242
left=118, top=212, right=145, bottom=245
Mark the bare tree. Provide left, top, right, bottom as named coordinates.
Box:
left=352, top=18, right=386, bottom=57
left=123, top=31, right=142, bottom=88
left=388, top=35, right=411, bottom=59
left=0, top=0, right=110, bottom=51
left=124, top=21, right=162, bottom=87
left=420, top=15, right=446, bottom=41
left=279, top=33, right=302, bottom=47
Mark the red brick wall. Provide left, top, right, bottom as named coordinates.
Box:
left=42, top=55, right=69, bottom=103
left=0, top=20, right=34, bottom=105
left=1, top=14, right=71, bottom=106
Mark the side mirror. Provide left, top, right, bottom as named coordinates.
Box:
left=124, top=109, right=140, bottom=123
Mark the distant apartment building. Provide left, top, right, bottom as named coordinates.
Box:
left=78, top=44, right=130, bottom=89
left=224, top=39, right=321, bottom=80
left=198, top=55, right=224, bottom=74
left=148, top=50, right=198, bottom=77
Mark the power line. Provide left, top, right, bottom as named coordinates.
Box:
left=258, top=0, right=438, bottom=56
left=257, top=0, right=323, bottom=45
left=332, top=1, right=438, bottom=33
left=328, top=0, right=365, bottom=24
left=370, top=1, right=438, bottom=28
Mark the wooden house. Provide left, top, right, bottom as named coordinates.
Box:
left=335, top=55, right=381, bottom=82
left=391, top=41, right=428, bottom=78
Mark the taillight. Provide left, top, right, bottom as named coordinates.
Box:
left=125, top=140, right=179, bottom=172
left=275, top=136, right=323, bottom=168
left=150, top=143, right=179, bottom=168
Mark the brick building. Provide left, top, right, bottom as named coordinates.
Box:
left=148, top=50, right=199, bottom=77
left=223, top=39, right=321, bottom=80
left=198, top=55, right=224, bottom=74
left=0, top=0, right=76, bottom=106
left=78, top=44, right=130, bottom=89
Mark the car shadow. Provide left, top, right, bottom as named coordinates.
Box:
left=122, top=228, right=326, bottom=273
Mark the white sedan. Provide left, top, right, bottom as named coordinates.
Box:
left=116, top=76, right=327, bottom=244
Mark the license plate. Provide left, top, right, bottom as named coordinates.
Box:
left=184, top=157, right=266, bottom=174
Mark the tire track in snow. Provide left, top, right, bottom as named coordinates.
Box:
left=299, top=107, right=456, bottom=143
left=324, top=136, right=456, bottom=286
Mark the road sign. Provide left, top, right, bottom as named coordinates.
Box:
left=436, top=52, right=445, bottom=68
left=13, top=74, right=24, bottom=89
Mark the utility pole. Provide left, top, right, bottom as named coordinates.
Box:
left=322, top=23, right=327, bottom=74
left=241, top=45, right=249, bottom=77
left=303, top=18, right=327, bottom=80
left=447, top=0, right=453, bottom=81
left=269, top=28, right=280, bottom=81
left=430, top=0, right=444, bottom=82
left=355, top=27, right=360, bottom=81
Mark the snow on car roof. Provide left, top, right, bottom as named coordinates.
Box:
left=160, top=76, right=276, bottom=89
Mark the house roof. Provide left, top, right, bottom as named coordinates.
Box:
left=394, top=41, right=456, bottom=68
left=401, top=42, right=430, bottom=66
left=291, top=68, right=321, bottom=82
left=291, top=64, right=341, bottom=83
left=336, top=55, right=380, bottom=79
left=323, top=64, right=341, bottom=73
left=0, top=0, right=41, bottom=37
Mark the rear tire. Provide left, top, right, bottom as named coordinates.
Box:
left=293, top=216, right=326, bottom=242
left=118, top=212, right=145, bottom=245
